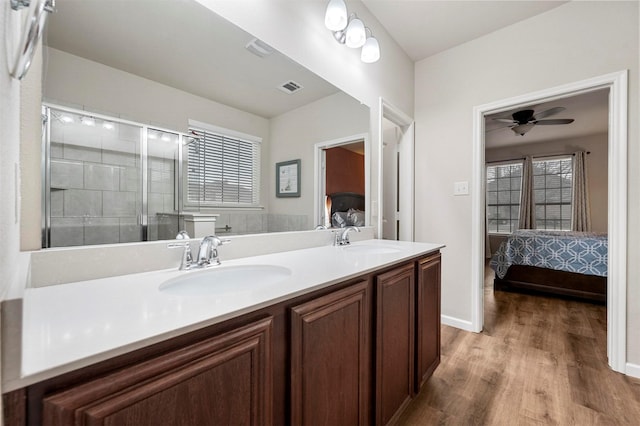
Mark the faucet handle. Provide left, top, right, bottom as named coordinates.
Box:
left=176, top=230, right=190, bottom=240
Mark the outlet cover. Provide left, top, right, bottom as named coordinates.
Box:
left=454, top=181, right=469, bottom=196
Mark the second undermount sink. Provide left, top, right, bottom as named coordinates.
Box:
left=159, top=264, right=292, bottom=296
left=342, top=244, right=402, bottom=255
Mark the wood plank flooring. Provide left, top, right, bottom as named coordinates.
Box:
left=398, top=264, right=640, bottom=425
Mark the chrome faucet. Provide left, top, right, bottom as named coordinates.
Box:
left=196, top=235, right=230, bottom=267
left=168, top=230, right=194, bottom=270
left=335, top=226, right=361, bottom=246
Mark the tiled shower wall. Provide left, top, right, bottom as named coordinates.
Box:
left=49, top=118, right=177, bottom=247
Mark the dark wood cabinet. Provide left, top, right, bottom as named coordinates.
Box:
left=41, top=317, right=273, bottom=426
left=6, top=250, right=442, bottom=426
left=416, top=252, right=442, bottom=392
left=375, top=263, right=415, bottom=426
left=290, top=280, right=371, bottom=426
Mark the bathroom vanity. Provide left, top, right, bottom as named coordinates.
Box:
left=3, top=240, right=442, bottom=425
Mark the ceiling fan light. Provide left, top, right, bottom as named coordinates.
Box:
left=345, top=18, right=366, bottom=48
left=511, top=123, right=535, bottom=136
left=325, top=0, right=348, bottom=31
left=361, top=36, right=380, bottom=63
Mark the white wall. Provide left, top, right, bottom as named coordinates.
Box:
left=269, top=92, right=369, bottom=222
left=414, top=2, right=639, bottom=362
left=486, top=132, right=609, bottom=233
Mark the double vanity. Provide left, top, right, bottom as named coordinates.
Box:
left=3, top=237, right=443, bottom=425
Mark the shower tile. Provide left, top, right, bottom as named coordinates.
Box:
left=119, top=167, right=140, bottom=192
left=50, top=218, right=84, bottom=247
left=84, top=217, right=120, bottom=245
left=50, top=142, right=64, bottom=158
left=64, top=144, right=102, bottom=163
left=85, top=164, right=120, bottom=191
left=119, top=217, right=141, bottom=243
left=103, top=191, right=137, bottom=217
left=51, top=159, right=84, bottom=189
left=64, top=190, right=102, bottom=217
left=148, top=193, right=165, bottom=215
left=50, top=190, right=64, bottom=217
left=102, top=150, right=137, bottom=167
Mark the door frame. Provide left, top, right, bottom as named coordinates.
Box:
left=470, top=70, right=628, bottom=373
left=378, top=98, right=415, bottom=241
left=313, top=133, right=370, bottom=228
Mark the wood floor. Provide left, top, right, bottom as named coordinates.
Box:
left=398, top=264, right=640, bottom=425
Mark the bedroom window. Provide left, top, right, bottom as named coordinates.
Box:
left=486, top=162, right=522, bottom=233
left=533, top=157, right=573, bottom=230
left=187, top=124, right=261, bottom=207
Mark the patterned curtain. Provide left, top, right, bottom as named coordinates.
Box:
left=572, top=151, right=591, bottom=231
left=518, top=156, right=535, bottom=229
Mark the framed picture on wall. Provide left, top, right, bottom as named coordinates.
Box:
left=276, top=159, right=301, bottom=198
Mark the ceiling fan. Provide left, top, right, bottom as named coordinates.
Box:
left=491, top=107, right=575, bottom=136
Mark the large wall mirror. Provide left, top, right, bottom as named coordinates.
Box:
left=36, top=0, right=370, bottom=248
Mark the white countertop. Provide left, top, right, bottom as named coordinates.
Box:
left=6, top=239, right=443, bottom=391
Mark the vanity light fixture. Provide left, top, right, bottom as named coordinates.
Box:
left=102, top=121, right=115, bottom=130
left=324, top=1, right=380, bottom=63
left=60, top=114, right=74, bottom=124
left=361, top=28, right=380, bottom=63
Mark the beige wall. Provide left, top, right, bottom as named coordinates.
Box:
left=414, top=2, right=639, bottom=362
left=269, top=92, right=369, bottom=221
left=486, top=132, right=609, bottom=234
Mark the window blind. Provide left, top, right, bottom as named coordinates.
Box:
left=187, top=127, right=260, bottom=206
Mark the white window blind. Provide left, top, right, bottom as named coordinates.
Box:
left=533, top=157, right=573, bottom=230
left=486, top=162, right=523, bottom=233
left=188, top=126, right=260, bottom=206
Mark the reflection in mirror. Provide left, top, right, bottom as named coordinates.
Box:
left=38, top=0, right=370, bottom=248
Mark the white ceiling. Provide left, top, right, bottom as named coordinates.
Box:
left=361, top=0, right=568, bottom=61
left=44, top=0, right=339, bottom=119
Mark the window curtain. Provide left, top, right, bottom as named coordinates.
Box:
left=518, top=155, right=535, bottom=229
left=572, top=150, right=591, bottom=231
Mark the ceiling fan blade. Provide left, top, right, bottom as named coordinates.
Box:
left=532, top=106, right=565, bottom=120
left=535, top=119, right=575, bottom=125
left=492, top=118, right=516, bottom=123
left=486, top=124, right=512, bottom=132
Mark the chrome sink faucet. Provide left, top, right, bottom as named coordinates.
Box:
left=196, top=235, right=230, bottom=267
left=169, top=232, right=230, bottom=270
left=335, top=226, right=361, bottom=246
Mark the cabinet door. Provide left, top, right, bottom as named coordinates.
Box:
left=290, top=280, right=371, bottom=426
left=376, top=264, right=415, bottom=426
left=416, top=253, right=442, bottom=392
left=42, top=317, right=273, bottom=426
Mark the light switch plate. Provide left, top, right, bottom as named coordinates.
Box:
left=454, top=181, right=469, bottom=196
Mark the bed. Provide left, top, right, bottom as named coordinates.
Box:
left=329, top=192, right=365, bottom=227
left=490, top=230, right=608, bottom=303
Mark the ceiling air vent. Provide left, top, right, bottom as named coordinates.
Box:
left=278, top=80, right=303, bottom=94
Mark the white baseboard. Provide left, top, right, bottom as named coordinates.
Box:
left=626, top=362, right=640, bottom=378
left=441, top=315, right=475, bottom=332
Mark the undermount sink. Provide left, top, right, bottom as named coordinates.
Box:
left=342, top=244, right=402, bottom=255
left=159, top=264, right=292, bottom=296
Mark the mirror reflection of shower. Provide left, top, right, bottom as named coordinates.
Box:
left=42, top=104, right=188, bottom=247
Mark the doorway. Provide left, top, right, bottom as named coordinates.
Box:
left=314, top=134, right=369, bottom=229
left=380, top=99, right=415, bottom=241
left=471, top=71, right=628, bottom=373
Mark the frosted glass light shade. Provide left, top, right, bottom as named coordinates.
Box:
left=324, top=0, right=348, bottom=31
left=361, top=37, right=380, bottom=63
left=345, top=18, right=366, bottom=48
